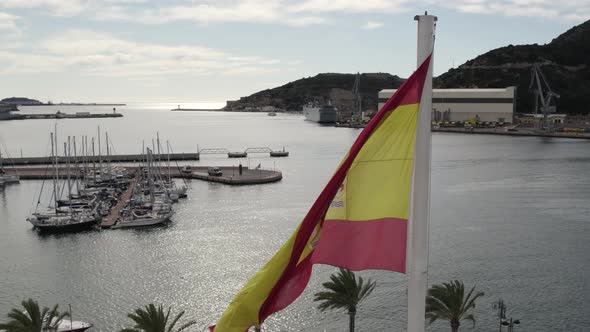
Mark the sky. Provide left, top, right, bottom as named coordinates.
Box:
left=0, top=0, right=588, bottom=103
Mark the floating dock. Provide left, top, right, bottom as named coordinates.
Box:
left=4, top=166, right=282, bottom=185
left=200, top=147, right=289, bottom=158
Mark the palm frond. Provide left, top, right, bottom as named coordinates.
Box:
left=121, top=304, right=195, bottom=332
left=174, top=320, right=197, bottom=332
left=425, top=280, right=484, bottom=329
left=314, top=268, right=376, bottom=314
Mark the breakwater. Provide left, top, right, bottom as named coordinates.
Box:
left=0, top=112, right=123, bottom=121
left=6, top=147, right=289, bottom=165
left=5, top=153, right=200, bottom=165
left=4, top=166, right=282, bottom=185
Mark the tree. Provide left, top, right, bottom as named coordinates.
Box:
left=313, top=268, right=376, bottom=332
left=121, top=304, right=196, bottom=332
left=425, top=280, right=485, bottom=332
left=0, top=298, right=69, bottom=332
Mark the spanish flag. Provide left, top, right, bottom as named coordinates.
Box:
left=212, top=54, right=432, bottom=332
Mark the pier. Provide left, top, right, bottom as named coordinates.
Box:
left=200, top=147, right=289, bottom=158
left=4, top=166, right=283, bottom=185
left=101, top=176, right=137, bottom=228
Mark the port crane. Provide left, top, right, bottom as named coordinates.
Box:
left=529, top=63, right=560, bottom=130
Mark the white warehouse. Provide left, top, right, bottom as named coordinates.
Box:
left=378, top=87, right=516, bottom=123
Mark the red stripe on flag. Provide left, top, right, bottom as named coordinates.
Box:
left=262, top=255, right=314, bottom=316
left=311, top=218, right=408, bottom=272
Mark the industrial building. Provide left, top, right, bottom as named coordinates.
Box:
left=378, top=87, right=516, bottom=123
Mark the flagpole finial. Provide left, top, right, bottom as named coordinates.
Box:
left=414, top=12, right=438, bottom=21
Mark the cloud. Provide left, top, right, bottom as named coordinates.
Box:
left=0, top=11, right=22, bottom=48
left=0, top=12, right=20, bottom=32
left=0, top=29, right=284, bottom=77
left=440, top=0, right=589, bottom=21
left=288, top=0, right=408, bottom=13
left=0, top=0, right=587, bottom=26
left=362, top=21, right=384, bottom=30
left=0, top=0, right=88, bottom=16
left=94, top=0, right=327, bottom=27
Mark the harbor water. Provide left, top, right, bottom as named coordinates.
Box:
left=0, top=104, right=589, bottom=331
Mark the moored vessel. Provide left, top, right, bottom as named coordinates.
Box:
left=303, top=102, right=338, bottom=124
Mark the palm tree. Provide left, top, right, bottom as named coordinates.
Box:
left=121, top=304, right=196, bottom=332
left=425, top=280, right=485, bottom=332
left=0, top=298, right=69, bottom=332
left=313, top=268, right=376, bottom=332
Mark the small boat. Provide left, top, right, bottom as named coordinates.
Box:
left=267, top=111, right=277, bottom=116
left=13, top=314, right=93, bottom=332
left=27, top=212, right=99, bottom=233
left=270, top=146, right=289, bottom=157
left=112, top=211, right=173, bottom=229
left=56, top=319, right=93, bottom=332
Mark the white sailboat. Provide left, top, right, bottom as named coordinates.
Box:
left=27, top=132, right=98, bottom=233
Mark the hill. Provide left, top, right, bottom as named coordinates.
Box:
left=225, top=73, right=405, bottom=113
left=434, top=19, right=590, bottom=114
left=0, top=97, right=42, bottom=105
left=226, top=20, right=589, bottom=115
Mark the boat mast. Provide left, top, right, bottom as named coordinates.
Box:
left=69, top=303, right=73, bottom=331
left=73, top=136, right=80, bottom=193
left=82, top=136, right=88, bottom=185
left=106, top=131, right=111, bottom=177
left=54, top=124, right=60, bottom=210
left=65, top=139, right=72, bottom=204
left=167, top=140, right=171, bottom=183
left=91, top=138, right=97, bottom=183
left=147, top=148, right=154, bottom=203
left=156, top=132, right=162, bottom=166
left=141, top=140, right=145, bottom=170
left=97, top=126, right=102, bottom=176
left=151, top=138, right=157, bottom=181
left=50, top=132, right=58, bottom=212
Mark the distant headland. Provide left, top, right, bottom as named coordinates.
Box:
left=0, top=97, right=126, bottom=106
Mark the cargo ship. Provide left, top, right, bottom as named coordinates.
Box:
left=303, top=102, right=338, bottom=124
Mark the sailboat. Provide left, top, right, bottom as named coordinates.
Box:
left=26, top=132, right=99, bottom=233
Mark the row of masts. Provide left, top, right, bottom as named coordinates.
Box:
left=28, top=126, right=187, bottom=232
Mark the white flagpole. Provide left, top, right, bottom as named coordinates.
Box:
left=407, top=12, right=436, bottom=332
